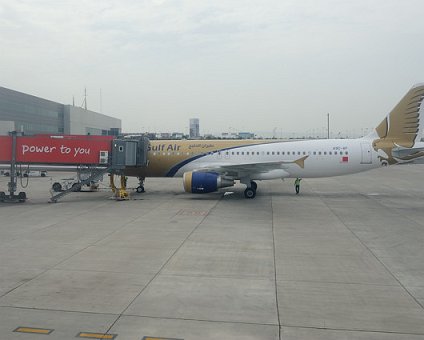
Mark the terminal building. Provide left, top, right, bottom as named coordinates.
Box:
left=0, top=86, right=121, bottom=136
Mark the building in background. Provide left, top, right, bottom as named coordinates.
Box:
left=0, top=86, right=121, bottom=136
left=189, top=118, right=200, bottom=138
left=221, top=132, right=238, bottom=139
left=238, top=132, right=255, bottom=139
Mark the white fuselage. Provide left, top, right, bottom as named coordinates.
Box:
left=175, top=138, right=380, bottom=179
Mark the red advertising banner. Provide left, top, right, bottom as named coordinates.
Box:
left=0, top=136, right=12, bottom=162
left=0, top=135, right=113, bottom=164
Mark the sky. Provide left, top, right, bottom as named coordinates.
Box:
left=1, top=0, right=424, bottom=137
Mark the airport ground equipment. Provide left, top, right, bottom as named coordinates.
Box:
left=52, top=177, right=81, bottom=192
left=49, top=166, right=113, bottom=203
left=51, top=166, right=107, bottom=192
left=109, top=173, right=130, bottom=201
left=0, top=133, right=150, bottom=203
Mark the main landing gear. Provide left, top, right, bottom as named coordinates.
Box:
left=244, top=181, right=257, bottom=199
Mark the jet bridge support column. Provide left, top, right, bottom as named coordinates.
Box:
left=0, top=131, right=27, bottom=202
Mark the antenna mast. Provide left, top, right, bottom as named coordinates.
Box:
left=81, top=88, right=88, bottom=110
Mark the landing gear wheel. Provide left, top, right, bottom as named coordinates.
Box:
left=244, top=187, right=256, bottom=199
left=137, top=177, right=145, bottom=194
left=250, top=181, right=257, bottom=191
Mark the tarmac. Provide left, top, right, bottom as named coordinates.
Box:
left=0, top=165, right=424, bottom=340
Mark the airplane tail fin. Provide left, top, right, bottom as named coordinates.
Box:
left=368, top=83, right=424, bottom=165
left=368, top=83, right=424, bottom=149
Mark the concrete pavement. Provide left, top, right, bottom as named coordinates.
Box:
left=0, top=166, right=423, bottom=339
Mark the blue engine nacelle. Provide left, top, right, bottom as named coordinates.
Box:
left=183, top=171, right=234, bottom=193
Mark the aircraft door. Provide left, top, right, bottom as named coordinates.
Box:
left=360, top=142, right=372, bottom=164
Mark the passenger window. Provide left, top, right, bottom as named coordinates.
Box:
left=318, top=152, right=321, bottom=155
left=313, top=152, right=316, bottom=155
left=324, top=152, right=327, bottom=155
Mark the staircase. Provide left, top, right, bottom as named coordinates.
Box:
left=50, top=167, right=111, bottom=203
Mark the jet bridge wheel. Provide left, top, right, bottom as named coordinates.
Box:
left=18, top=192, right=26, bottom=202
left=136, top=185, right=145, bottom=193
left=244, top=187, right=256, bottom=199
left=250, top=181, right=257, bottom=190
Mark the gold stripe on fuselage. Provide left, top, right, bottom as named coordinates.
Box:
left=123, top=139, right=281, bottom=178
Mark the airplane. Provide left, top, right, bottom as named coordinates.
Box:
left=123, top=83, right=424, bottom=198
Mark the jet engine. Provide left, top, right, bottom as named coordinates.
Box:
left=183, top=171, right=234, bottom=193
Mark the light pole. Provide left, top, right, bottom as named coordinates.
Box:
left=327, top=113, right=330, bottom=139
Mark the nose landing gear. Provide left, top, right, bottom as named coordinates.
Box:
left=136, top=177, right=145, bottom=193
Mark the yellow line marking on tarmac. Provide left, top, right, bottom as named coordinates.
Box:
left=14, top=327, right=54, bottom=334
left=77, top=332, right=117, bottom=339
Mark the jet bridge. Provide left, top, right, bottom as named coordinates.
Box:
left=111, top=136, right=149, bottom=169
left=0, top=132, right=150, bottom=203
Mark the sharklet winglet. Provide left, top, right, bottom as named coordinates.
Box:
left=294, top=155, right=309, bottom=169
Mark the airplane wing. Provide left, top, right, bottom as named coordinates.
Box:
left=192, top=155, right=308, bottom=178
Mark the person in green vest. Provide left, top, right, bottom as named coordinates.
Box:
left=294, top=178, right=302, bottom=194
